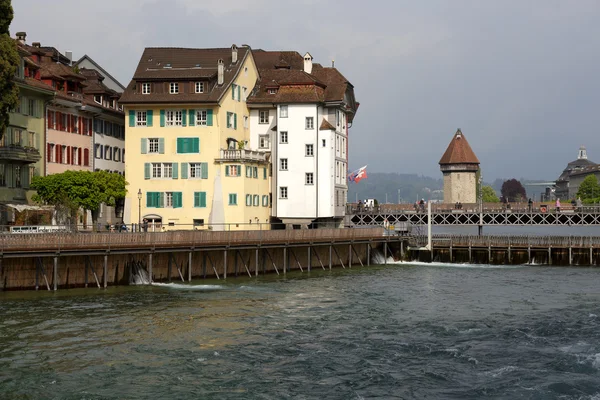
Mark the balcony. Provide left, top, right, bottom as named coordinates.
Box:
left=0, top=145, right=41, bottom=163
left=217, top=149, right=270, bottom=163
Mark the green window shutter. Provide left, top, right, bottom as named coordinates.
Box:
left=174, top=192, right=182, bottom=208
left=234, top=113, right=237, bottom=129
left=207, top=109, right=213, bottom=126
left=160, top=110, right=165, bottom=127
left=129, top=110, right=135, bottom=127
left=144, top=163, right=151, bottom=179
left=238, top=165, right=242, bottom=177
left=157, top=192, right=164, bottom=208
left=193, top=138, right=200, bottom=153
left=232, top=84, right=236, bottom=100
left=146, top=192, right=154, bottom=207
left=237, top=86, right=241, bottom=102
left=181, top=163, right=188, bottom=179
left=246, top=194, right=251, bottom=206
left=141, top=138, right=147, bottom=154
left=201, top=162, right=208, bottom=179
left=253, top=167, right=257, bottom=178
left=194, top=192, right=200, bottom=207
left=158, top=138, right=165, bottom=154
left=226, top=112, right=231, bottom=129
left=200, top=192, right=207, bottom=207
left=182, top=110, right=187, bottom=127
left=176, top=138, right=183, bottom=153
left=189, top=109, right=195, bottom=126
left=147, top=110, right=153, bottom=127
left=263, top=167, right=267, bottom=179
left=172, top=163, right=178, bottom=179
left=225, top=165, right=230, bottom=177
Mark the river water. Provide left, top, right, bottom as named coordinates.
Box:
left=2, top=262, right=600, bottom=399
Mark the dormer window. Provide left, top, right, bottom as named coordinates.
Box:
left=94, top=95, right=102, bottom=104
left=195, top=82, right=204, bottom=93
left=142, top=83, right=151, bottom=94
left=268, top=89, right=277, bottom=95
left=170, top=83, right=179, bottom=94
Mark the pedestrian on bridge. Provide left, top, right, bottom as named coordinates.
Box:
left=556, top=198, right=561, bottom=213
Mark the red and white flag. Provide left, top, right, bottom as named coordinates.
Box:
left=348, top=165, right=368, bottom=183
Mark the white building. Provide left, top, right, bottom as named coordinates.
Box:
left=248, top=50, right=358, bottom=228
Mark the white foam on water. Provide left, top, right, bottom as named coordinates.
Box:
left=396, top=260, right=529, bottom=269
left=483, top=365, right=519, bottom=377
left=151, top=282, right=224, bottom=291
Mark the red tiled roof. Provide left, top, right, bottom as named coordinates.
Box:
left=439, top=129, right=480, bottom=165
left=320, top=118, right=335, bottom=130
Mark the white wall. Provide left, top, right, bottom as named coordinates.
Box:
left=93, top=117, right=125, bottom=174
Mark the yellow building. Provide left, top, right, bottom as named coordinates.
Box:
left=120, top=45, right=270, bottom=231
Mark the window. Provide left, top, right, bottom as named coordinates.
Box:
left=148, top=138, right=159, bottom=153
left=263, top=167, right=267, bottom=179
left=259, top=135, right=269, bottom=149
left=189, top=163, right=203, bottom=178
left=196, top=110, right=207, bottom=126
left=137, top=111, right=147, bottom=126
left=226, top=112, right=237, bottom=129
left=268, top=89, right=277, bottom=95
left=280, top=105, right=288, bottom=118
left=14, top=166, right=21, bottom=188
left=259, top=110, right=269, bottom=124
left=253, top=195, right=259, bottom=207
left=165, top=192, right=174, bottom=208
left=228, top=193, right=238, bottom=205
left=72, top=147, right=79, bottom=165
left=306, top=172, right=314, bottom=185
left=142, top=83, right=151, bottom=94
left=194, top=192, right=207, bottom=208
left=152, top=163, right=162, bottom=178
left=166, top=110, right=183, bottom=126
left=195, top=82, right=204, bottom=93
left=163, top=163, right=173, bottom=178
left=243, top=87, right=247, bottom=101
left=193, top=219, right=205, bottom=227
left=0, top=164, right=4, bottom=186
left=29, top=131, right=35, bottom=148
left=306, top=117, right=314, bottom=130
left=170, top=83, right=179, bottom=94
left=73, top=116, right=79, bottom=134
left=246, top=194, right=252, bottom=206
left=104, top=145, right=112, bottom=160
left=262, top=195, right=269, bottom=207
left=114, top=147, right=120, bottom=162
left=61, top=146, right=67, bottom=164
left=306, top=144, right=314, bottom=156
left=280, top=158, right=288, bottom=171
left=28, top=99, right=35, bottom=117
left=280, top=187, right=288, bottom=199
left=48, top=144, right=55, bottom=162
left=176, top=138, right=199, bottom=153
left=246, top=166, right=252, bottom=178
left=253, top=167, right=258, bottom=179
left=336, top=110, right=340, bottom=126
left=280, top=131, right=288, bottom=144
left=94, top=95, right=102, bottom=104
left=226, top=165, right=240, bottom=177
left=243, top=115, right=248, bottom=128
left=12, top=129, right=22, bottom=146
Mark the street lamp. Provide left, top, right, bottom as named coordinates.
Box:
left=137, top=189, right=142, bottom=231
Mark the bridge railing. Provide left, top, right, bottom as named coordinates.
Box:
left=348, top=202, right=600, bottom=214
left=0, top=227, right=386, bottom=254
left=410, top=234, right=600, bottom=248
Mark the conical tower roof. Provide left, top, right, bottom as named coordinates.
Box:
left=439, top=129, right=480, bottom=165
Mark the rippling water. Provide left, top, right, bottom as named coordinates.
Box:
left=2, top=263, right=600, bottom=399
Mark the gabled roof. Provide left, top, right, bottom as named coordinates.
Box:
left=320, top=118, right=335, bottom=130
left=74, top=54, right=126, bottom=91
left=439, top=129, right=480, bottom=165
left=119, top=46, right=249, bottom=104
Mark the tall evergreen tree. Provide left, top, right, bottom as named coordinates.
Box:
left=0, top=0, right=20, bottom=140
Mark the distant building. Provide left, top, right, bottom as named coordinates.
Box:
left=554, top=146, right=596, bottom=200
left=439, top=129, right=480, bottom=204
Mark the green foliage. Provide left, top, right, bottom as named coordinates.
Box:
left=576, top=175, right=600, bottom=203
left=482, top=185, right=500, bottom=202
left=501, top=179, right=527, bottom=202
left=31, top=171, right=128, bottom=224
left=0, top=0, right=19, bottom=140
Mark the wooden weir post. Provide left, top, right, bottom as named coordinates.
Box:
left=329, top=245, right=332, bottom=270
left=332, top=246, right=346, bottom=269
left=148, top=252, right=153, bottom=283
left=590, top=237, right=594, bottom=265
left=367, top=242, right=371, bottom=266
left=255, top=248, right=259, bottom=276
left=53, top=255, right=58, bottom=291
left=188, top=252, right=192, bottom=282
left=307, top=247, right=311, bottom=272
left=449, top=238, right=453, bottom=263
left=569, top=236, right=572, bottom=266
left=223, top=249, right=228, bottom=279
left=468, top=238, right=472, bottom=264
left=384, top=241, right=388, bottom=265
left=348, top=244, right=352, bottom=268
left=283, top=247, right=287, bottom=275
left=488, top=237, right=492, bottom=264
left=103, top=254, right=108, bottom=288
left=507, top=238, right=511, bottom=264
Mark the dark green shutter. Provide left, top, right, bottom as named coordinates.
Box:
left=207, top=109, right=213, bottom=126
left=160, top=110, right=165, bottom=127
left=158, top=138, right=165, bottom=154
left=141, top=138, right=147, bottom=154
left=172, top=163, right=178, bottom=179
left=200, top=192, right=206, bottom=207
left=234, top=113, right=237, bottom=129
left=226, top=112, right=231, bottom=128
left=181, top=163, right=188, bottom=179
left=147, top=110, right=153, bottom=127
left=263, top=167, right=267, bottom=179
left=225, top=165, right=230, bottom=176
left=238, top=165, right=242, bottom=177
left=129, top=110, right=135, bottom=127
left=176, top=138, right=183, bottom=153
left=237, top=86, right=241, bottom=102
left=193, top=138, right=200, bottom=153
left=174, top=192, right=182, bottom=208
left=194, top=192, right=199, bottom=207
left=146, top=192, right=153, bottom=207
left=157, top=193, right=164, bottom=208
left=182, top=110, right=187, bottom=127
left=232, top=84, right=236, bottom=100
left=201, top=162, right=208, bottom=179
left=144, top=163, right=150, bottom=179
left=189, top=110, right=195, bottom=126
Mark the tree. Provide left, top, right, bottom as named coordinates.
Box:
left=501, top=179, right=527, bottom=202
left=482, top=185, right=500, bottom=202
left=31, top=171, right=127, bottom=229
left=0, top=0, right=20, bottom=140
left=576, top=175, right=600, bottom=203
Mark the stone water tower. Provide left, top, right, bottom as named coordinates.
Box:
left=439, top=129, right=480, bottom=204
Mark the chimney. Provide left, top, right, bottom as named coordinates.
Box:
left=231, top=44, right=238, bottom=64
left=32, top=42, right=41, bottom=48
left=16, top=32, right=26, bottom=44
left=303, top=52, right=313, bottom=74
left=217, top=59, right=224, bottom=85
left=65, top=51, right=73, bottom=66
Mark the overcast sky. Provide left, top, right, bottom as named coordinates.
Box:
left=11, top=0, right=600, bottom=181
